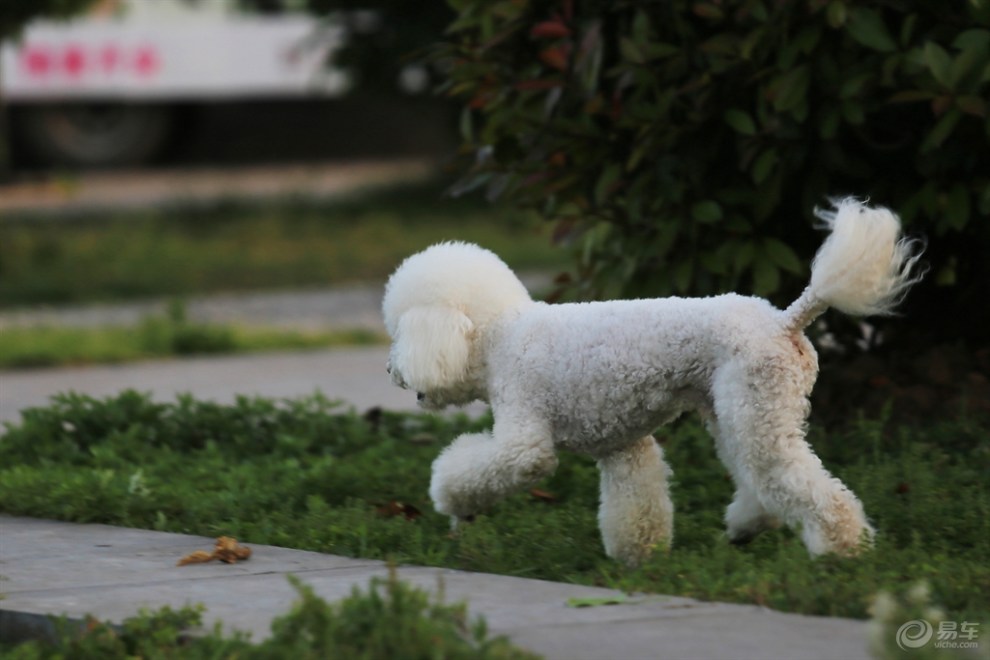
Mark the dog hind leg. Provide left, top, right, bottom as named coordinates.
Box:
left=711, top=361, right=874, bottom=556
left=597, top=435, right=674, bottom=567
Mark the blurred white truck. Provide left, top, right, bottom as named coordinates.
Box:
left=0, top=0, right=350, bottom=167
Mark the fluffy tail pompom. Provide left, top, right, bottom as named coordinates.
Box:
left=784, top=199, right=925, bottom=331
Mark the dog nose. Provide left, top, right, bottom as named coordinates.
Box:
left=417, top=392, right=425, bottom=402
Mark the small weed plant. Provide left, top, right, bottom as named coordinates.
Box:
left=5, top=569, right=535, bottom=659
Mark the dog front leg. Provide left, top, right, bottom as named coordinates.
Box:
left=429, top=426, right=557, bottom=522
left=597, top=436, right=674, bottom=567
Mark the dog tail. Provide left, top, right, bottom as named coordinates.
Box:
left=782, top=199, right=925, bottom=333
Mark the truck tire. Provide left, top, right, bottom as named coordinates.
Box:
left=14, top=103, right=173, bottom=168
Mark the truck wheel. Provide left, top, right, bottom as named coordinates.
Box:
left=14, top=103, right=173, bottom=168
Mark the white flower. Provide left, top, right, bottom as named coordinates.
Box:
left=869, top=591, right=898, bottom=622
left=907, top=581, right=931, bottom=606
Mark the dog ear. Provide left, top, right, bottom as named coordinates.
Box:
left=392, top=306, right=475, bottom=392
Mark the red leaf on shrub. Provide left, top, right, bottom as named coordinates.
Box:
left=552, top=218, right=579, bottom=244
left=539, top=46, right=571, bottom=71
left=869, top=375, right=891, bottom=388
left=521, top=171, right=552, bottom=188
left=531, top=20, right=571, bottom=39
left=931, top=95, right=952, bottom=116
left=692, top=3, right=725, bottom=20
left=469, top=92, right=492, bottom=109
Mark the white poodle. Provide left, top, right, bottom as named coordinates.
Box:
left=382, top=200, right=923, bottom=566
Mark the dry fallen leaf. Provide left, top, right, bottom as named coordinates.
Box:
left=214, top=536, right=252, bottom=563
left=529, top=488, right=557, bottom=503
left=177, top=537, right=251, bottom=566
left=376, top=500, right=422, bottom=520
left=176, top=550, right=214, bottom=566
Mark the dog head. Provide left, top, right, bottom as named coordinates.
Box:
left=382, top=242, right=531, bottom=407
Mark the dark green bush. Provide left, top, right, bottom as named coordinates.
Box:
left=435, top=0, right=990, bottom=344
left=0, top=0, right=93, bottom=39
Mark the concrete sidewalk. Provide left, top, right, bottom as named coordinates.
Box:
left=0, top=515, right=870, bottom=659
left=0, top=346, right=493, bottom=426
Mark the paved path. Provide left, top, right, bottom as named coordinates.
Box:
left=0, top=515, right=871, bottom=659
left=0, top=275, right=551, bottom=332
left=0, top=346, right=482, bottom=425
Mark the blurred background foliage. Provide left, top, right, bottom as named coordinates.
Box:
left=4, top=0, right=988, bottom=353
left=430, top=0, right=990, bottom=350
left=0, top=0, right=94, bottom=39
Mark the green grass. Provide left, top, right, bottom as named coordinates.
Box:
left=2, top=391, right=987, bottom=626
left=5, top=570, right=535, bottom=659
left=0, top=182, right=567, bottom=309
left=0, top=303, right=383, bottom=369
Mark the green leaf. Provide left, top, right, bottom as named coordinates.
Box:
left=945, top=185, right=970, bottom=232
left=841, top=99, right=866, bottom=125
left=734, top=240, right=756, bottom=274
left=691, top=200, right=723, bottom=223
left=673, top=258, right=694, bottom=293
left=840, top=73, right=873, bottom=99
left=900, top=13, right=918, bottom=47
left=923, top=42, right=953, bottom=87
left=826, top=1, right=847, bottom=28
left=952, top=28, right=990, bottom=52
left=948, top=39, right=990, bottom=91
left=819, top=107, right=841, bottom=139
left=770, top=65, right=810, bottom=113
left=763, top=238, right=803, bottom=274
left=752, top=258, right=780, bottom=296
left=632, top=9, right=652, bottom=43
left=956, top=95, right=987, bottom=117
left=700, top=248, right=730, bottom=276
left=724, top=109, right=757, bottom=135
left=620, top=37, right=645, bottom=64
left=566, top=595, right=632, bottom=608
left=752, top=149, right=778, bottom=184
left=594, top=164, right=622, bottom=205
left=846, top=9, right=897, bottom=53
left=921, top=107, right=963, bottom=152
left=459, top=107, right=474, bottom=141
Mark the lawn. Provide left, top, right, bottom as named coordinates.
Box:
left=0, top=181, right=567, bottom=308
left=0, top=303, right=384, bottom=369
left=0, top=181, right=565, bottom=367
left=2, top=391, right=987, bottom=628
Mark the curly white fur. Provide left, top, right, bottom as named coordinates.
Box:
left=382, top=200, right=923, bottom=566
